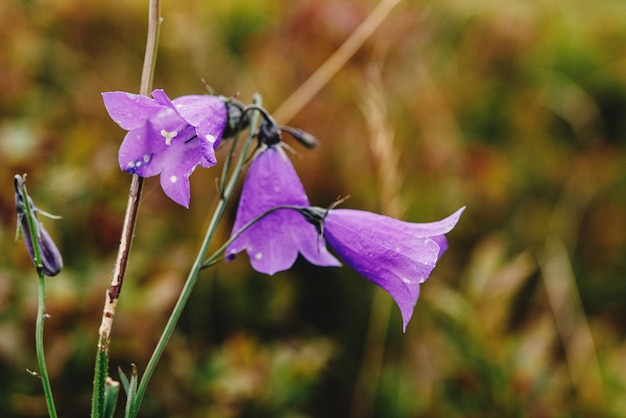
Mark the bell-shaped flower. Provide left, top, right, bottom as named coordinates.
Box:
left=300, top=206, right=465, bottom=331
left=102, top=89, right=228, bottom=207
left=14, top=175, right=63, bottom=277
left=226, top=145, right=340, bottom=275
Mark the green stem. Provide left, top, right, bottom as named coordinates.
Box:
left=36, top=271, right=57, bottom=418
left=92, top=1, right=161, bottom=417
left=219, top=118, right=243, bottom=194
left=131, top=96, right=263, bottom=416
left=17, top=178, right=58, bottom=418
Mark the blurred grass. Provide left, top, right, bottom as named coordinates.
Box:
left=1, top=0, right=626, bottom=417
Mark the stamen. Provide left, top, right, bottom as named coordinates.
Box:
left=160, top=129, right=178, bottom=146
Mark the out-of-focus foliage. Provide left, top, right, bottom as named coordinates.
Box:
left=1, top=0, right=626, bottom=417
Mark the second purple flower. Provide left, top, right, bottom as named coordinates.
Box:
left=226, top=144, right=341, bottom=274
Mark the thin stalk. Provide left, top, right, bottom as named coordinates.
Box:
left=131, top=96, right=263, bottom=416
left=219, top=127, right=243, bottom=194
left=272, top=0, right=402, bottom=124
left=35, top=272, right=57, bottom=418
left=19, top=178, right=58, bottom=418
left=92, top=1, right=161, bottom=417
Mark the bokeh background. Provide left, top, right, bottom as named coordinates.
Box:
left=2, top=0, right=626, bottom=417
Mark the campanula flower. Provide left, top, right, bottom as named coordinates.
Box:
left=102, top=89, right=228, bottom=207
left=226, top=144, right=340, bottom=275
left=300, top=206, right=465, bottom=331
left=14, top=175, right=63, bottom=276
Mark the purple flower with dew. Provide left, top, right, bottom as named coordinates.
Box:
left=102, top=89, right=228, bottom=207
left=300, top=206, right=465, bottom=331
left=226, top=145, right=341, bottom=275
left=14, top=175, right=63, bottom=277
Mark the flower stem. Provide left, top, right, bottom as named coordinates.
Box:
left=131, top=96, right=263, bottom=416
left=18, top=177, right=58, bottom=418
left=35, top=270, right=57, bottom=418
left=92, top=1, right=161, bottom=417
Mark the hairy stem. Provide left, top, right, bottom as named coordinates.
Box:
left=92, top=1, right=161, bottom=417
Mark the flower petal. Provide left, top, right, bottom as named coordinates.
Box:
left=232, top=209, right=302, bottom=275
left=102, top=91, right=163, bottom=130
left=227, top=146, right=340, bottom=274
left=157, top=129, right=210, bottom=207
left=118, top=122, right=167, bottom=177
left=404, top=206, right=465, bottom=236
left=31, top=222, right=64, bottom=276
left=173, top=95, right=228, bottom=152
left=159, top=166, right=192, bottom=208
left=323, top=208, right=463, bottom=331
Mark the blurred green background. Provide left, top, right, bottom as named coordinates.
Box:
left=2, top=0, right=626, bottom=417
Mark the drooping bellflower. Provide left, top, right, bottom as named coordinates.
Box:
left=102, top=89, right=228, bottom=207
left=224, top=105, right=463, bottom=330
left=300, top=206, right=465, bottom=331
left=14, top=175, right=63, bottom=276
left=226, top=144, right=341, bottom=274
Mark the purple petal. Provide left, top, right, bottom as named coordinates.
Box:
left=172, top=95, right=228, bottom=152
left=232, top=208, right=302, bottom=275
left=40, top=226, right=63, bottom=276
left=151, top=89, right=177, bottom=108
left=227, top=146, right=340, bottom=274
left=156, top=130, right=208, bottom=208
left=102, top=91, right=164, bottom=130
left=26, top=221, right=64, bottom=277
left=325, top=207, right=465, bottom=259
left=118, top=121, right=167, bottom=177
left=404, top=207, right=464, bottom=256
left=404, top=206, right=465, bottom=235
left=323, top=208, right=463, bottom=331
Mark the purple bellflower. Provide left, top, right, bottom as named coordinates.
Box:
left=226, top=144, right=341, bottom=275
left=102, top=89, right=228, bottom=208
left=300, top=206, right=465, bottom=331
left=14, top=175, right=63, bottom=277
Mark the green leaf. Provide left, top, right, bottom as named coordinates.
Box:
left=103, top=378, right=120, bottom=418
left=118, top=366, right=130, bottom=394
left=124, top=364, right=139, bottom=418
